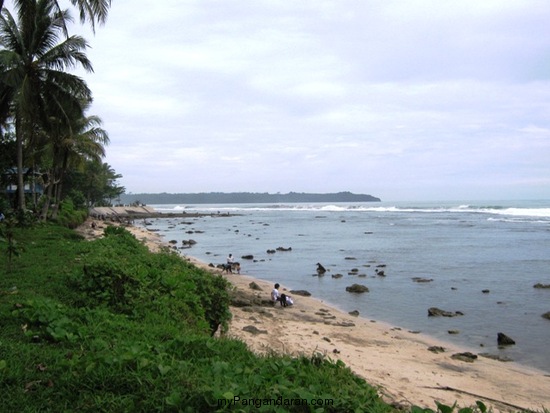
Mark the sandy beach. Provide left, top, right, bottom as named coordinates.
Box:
left=78, top=219, right=550, bottom=411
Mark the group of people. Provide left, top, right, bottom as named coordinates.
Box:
left=226, top=253, right=293, bottom=307
left=271, top=283, right=293, bottom=307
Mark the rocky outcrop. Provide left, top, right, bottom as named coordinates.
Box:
left=427, top=307, right=464, bottom=317
left=534, top=283, right=550, bottom=289
left=345, top=284, right=369, bottom=293
left=542, top=311, right=550, bottom=320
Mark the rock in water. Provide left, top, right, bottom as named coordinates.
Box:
left=345, top=284, right=369, bottom=293
left=497, top=332, right=516, bottom=345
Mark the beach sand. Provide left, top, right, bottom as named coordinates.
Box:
left=78, top=219, right=550, bottom=411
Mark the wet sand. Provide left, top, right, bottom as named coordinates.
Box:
left=78, top=219, right=550, bottom=411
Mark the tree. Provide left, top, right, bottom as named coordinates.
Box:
left=0, top=0, right=111, bottom=32
left=0, top=0, right=93, bottom=211
left=47, top=103, right=110, bottom=218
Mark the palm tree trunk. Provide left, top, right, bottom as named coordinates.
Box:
left=15, top=112, right=26, bottom=211
left=39, top=170, right=53, bottom=221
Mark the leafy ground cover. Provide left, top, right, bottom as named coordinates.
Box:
left=1, top=222, right=399, bottom=412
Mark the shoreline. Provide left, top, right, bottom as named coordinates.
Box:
left=77, top=219, right=550, bottom=411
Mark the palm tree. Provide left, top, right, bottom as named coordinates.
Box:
left=0, top=0, right=93, bottom=211
left=0, top=0, right=111, bottom=32
left=47, top=103, right=109, bottom=218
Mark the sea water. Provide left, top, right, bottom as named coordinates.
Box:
left=135, top=200, right=550, bottom=373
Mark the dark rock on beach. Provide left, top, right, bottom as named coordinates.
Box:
left=242, top=325, right=267, bottom=335
left=479, top=353, right=513, bottom=362
left=534, top=283, right=550, bottom=289
left=412, top=277, right=433, bottom=283
left=542, top=311, right=550, bottom=320
left=497, top=332, right=516, bottom=346
left=345, top=284, right=369, bottom=293
left=428, top=307, right=464, bottom=317
left=451, top=352, right=478, bottom=363
left=290, top=290, right=311, bottom=297
left=427, top=346, right=446, bottom=353
left=248, top=282, right=262, bottom=291
left=241, top=255, right=254, bottom=260
left=348, top=310, right=360, bottom=316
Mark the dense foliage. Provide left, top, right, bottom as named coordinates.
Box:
left=0, top=222, right=398, bottom=412
left=0, top=0, right=123, bottom=217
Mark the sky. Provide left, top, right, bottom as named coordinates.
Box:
left=17, top=0, right=550, bottom=201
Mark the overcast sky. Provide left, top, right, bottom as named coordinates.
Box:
left=33, top=1, right=550, bottom=200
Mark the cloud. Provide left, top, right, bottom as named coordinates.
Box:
left=29, top=0, right=550, bottom=200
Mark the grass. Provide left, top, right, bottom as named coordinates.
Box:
left=0, top=221, right=398, bottom=412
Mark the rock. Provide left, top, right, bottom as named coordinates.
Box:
left=348, top=310, right=360, bottom=316
left=290, top=290, right=311, bottom=297
left=482, top=289, right=490, bottom=294
left=316, top=263, right=327, bottom=275
left=427, top=307, right=463, bottom=317
left=542, top=311, right=550, bottom=320
left=375, top=269, right=385, bottom=276
left=230, top=297, right=253, bottom=307
left=248, top=282, right=262, bottom=291
left=497, top=332, right=516, bottom=346
left=345, top=257, right=357, bottom=260
left=266, top=249, right=276, bottom=254
left=534, top=283, right=550, bottom=289
left=428, top=346, right=446, bottom=353
left=451, top=352, right=477, bottom=363
left=479, top=353, right=513, bottom=362
left=331, top=273, right=343, bottom=279
left=242, top=325, right=267, bottom=335
left=334, top=321, right=355, bottom=327
left=345, top=284, right=369, bottom=293
left=241, top=255, right=254, bottom=260
left=276, top=246, right=292, bottom=251
left=412, top=277, right=433, bottom=283
left=448, top=330, right=460, bottom=335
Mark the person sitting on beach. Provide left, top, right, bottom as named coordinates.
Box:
left=271, top=283, right=292, bottom=307
left=227, top=254, right=234, bottom=264
left=271, top=283, right=281, bottom=304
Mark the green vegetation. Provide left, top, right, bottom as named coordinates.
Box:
left=0, top=222, right=398, bottom=412
left=0, top=0, right=123, bottom=217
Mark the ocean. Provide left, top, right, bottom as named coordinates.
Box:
left=134, top=200, right=550, bottom=373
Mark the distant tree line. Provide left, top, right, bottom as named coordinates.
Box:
left=120, top=191, right=381, bottom=205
